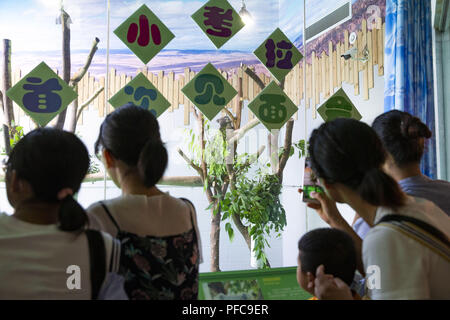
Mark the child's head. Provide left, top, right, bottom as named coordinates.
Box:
left=94, top=104, right=168, bottom=188
left=5, top=127, right=90, bottom=231
left=297, top=228, right=356, bottom=295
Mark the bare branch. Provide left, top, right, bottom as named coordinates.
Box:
left=223, top=107, right=236, bottom=124
left=244, top=66, right=265, bottom=90
left=277, top=119, right=295, bottom=182
left=227, top=117, right=260, bottom=145
left=76, top=86, right=104, bottom=122
left=70, top=37, right=100, bottom=86
left=177, top=147, right=203, bottom=178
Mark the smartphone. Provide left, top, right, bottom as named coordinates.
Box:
left=302, top=157, right=324, bottom=204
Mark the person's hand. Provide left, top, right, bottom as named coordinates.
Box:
left=313, top=265, right=353, bottom=300
left=298, top=188, right=342, bottom=226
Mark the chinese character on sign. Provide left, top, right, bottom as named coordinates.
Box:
left=194, top=74, right=226, bottom=106
left=254, top=28, right=303, bottom=82
left=114, top=4, right=175, bottom=64
left=247, top=81, right=298, bottom=131
left=127, top=15, right=162, bottom=47
left=258, top=94, right=288, bottom=124
left=203, top=6, right=233, bottom=37
left=109, top=73, right=170, bottom=118
left=181, top=63, right=237, bottom=121
left=22, top=77, right=62, bottom=113
left=6, top=61, right=77, bottom=127
left=317, top=88, right=362, bottom=122
left=265, top=39, right=294, bottom=70
left=191, top=0, right=244, bottom=49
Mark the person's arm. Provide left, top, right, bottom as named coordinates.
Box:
left=299, top=189, right=365, bottom=276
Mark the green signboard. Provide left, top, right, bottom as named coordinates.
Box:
left=181, top=63, right=237, bottom=121
left=248, top=81, right=298, bottom=131
left=6, top=62, right=77, bottom=127
left=192, top=0, right=245, bottom=49
left=114, top=4, right=175, bottom=64
left=254, top=28, right=303, bottom=83
left=199, top=267, right=312, bottom=300
left=109, top=72, right=170, bottom=118
left=317, top=88, right=362, bottom=122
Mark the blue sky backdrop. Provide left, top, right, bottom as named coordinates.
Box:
left=0, top=0, right=356, bottom=52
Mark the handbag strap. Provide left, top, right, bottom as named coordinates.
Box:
left=376, top=214, right=450, bottom=261
left=85, top=229, right=106, bottom=300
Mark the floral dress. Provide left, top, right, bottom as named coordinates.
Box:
left=100, top=200, right=199, bottom=300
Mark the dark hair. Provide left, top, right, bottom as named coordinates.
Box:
left=372, top=110, right=432, bottom=166
left=298, top=228, right=356, bottom=286
left=7, top=128, right=90, bottom=232
left=308, top=118, right=405, bottom=209
left=95, top=104, right=167, bottom=188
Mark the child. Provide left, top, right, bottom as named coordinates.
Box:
left=297, top=228, right=360, bottom=300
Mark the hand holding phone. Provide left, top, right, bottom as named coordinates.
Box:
left=302, top=157, right=324, bottom=204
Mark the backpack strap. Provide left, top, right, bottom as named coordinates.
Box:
left=85, top=229, right=106, bottom=300
left=180, top=197, right=196, bottom=231
left=376, top=214, right=450, bottom=262
left=100, top=201, right=121, bottom=233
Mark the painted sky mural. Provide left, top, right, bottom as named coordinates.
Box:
left=0, top=0, right=385, bottom=77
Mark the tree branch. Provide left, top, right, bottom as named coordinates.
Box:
left=177, top=147, right=203, bottom=179
left=277, top=119, right=294, bottom=183
left=70, top=37, right=100, bottom=86
left=223, top=107, right=236, bottom=124
left=76, top=86, right=104, bottom=122
left=227, top=117, right=260, bottom=145
left=244, top=66, right=265, bottom=90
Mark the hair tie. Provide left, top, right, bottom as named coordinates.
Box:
left=57, top=188, right=73, bottom=200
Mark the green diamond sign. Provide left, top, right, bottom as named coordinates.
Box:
left=114, top=4, right=175, bottom=64
left=192, top=0, right=245, bottom=49
left=181, top=63, right=237, bottom=121
left=254, top=28, right=303, bottom=83
left=6, top=62, right=77, bottom=127
left=317, top=88, right=362, bottom=122
left=248, top=81, right=298, bottom=131
left=109, top=73, right=170, bottom=118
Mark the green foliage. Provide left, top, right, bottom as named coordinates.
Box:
left=293, top=139, right=307, bottom=159
left=220, top=171, right=287, bottom=269
left=1, top=122, right=25, bottom=155
left=182, top=117, right=290, bottom=269
left=88, top=155, right=101, bottom=175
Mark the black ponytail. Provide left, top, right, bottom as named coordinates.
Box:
left=357, top=168, right=405, bottom=208
left=7, top=128, right=90, bottom=232
left=372, top=110, right=432, bottom=166
left=308, top=118, right=406, bottom=210
left=95, top=104, right=168, bottom=187
left=138, top=139, right=168, bottom=188
left=58, top=196, right=89, bottom=232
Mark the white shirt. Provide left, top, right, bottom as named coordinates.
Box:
left=363, top=196, right=450, bottom=300
left=86, top=193, right=203, bottom=263
left=0, top=212, right=121, bottom=300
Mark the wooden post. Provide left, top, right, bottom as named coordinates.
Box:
left=2, top=39, right=13, bottom=155
left=55, top=9, right=71, bottom=129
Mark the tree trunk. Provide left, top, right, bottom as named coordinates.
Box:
left=55, top=10, right=71, bottom=130
left=210, top=205, right=221, bottom=272
left=2, top=39, right=14, bottom=155
left=66, top=86, right=78, bottom=133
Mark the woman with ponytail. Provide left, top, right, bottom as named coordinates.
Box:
left=88, top=104, right=202, bottom=300
left=0, top=128, right=122, bottom=299
left=353, top=110, right=450, bottom=240
left=302, top=118, right=449, bottom=300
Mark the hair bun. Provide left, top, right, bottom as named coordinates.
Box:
left=401, top=116, right=432, bottom=139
